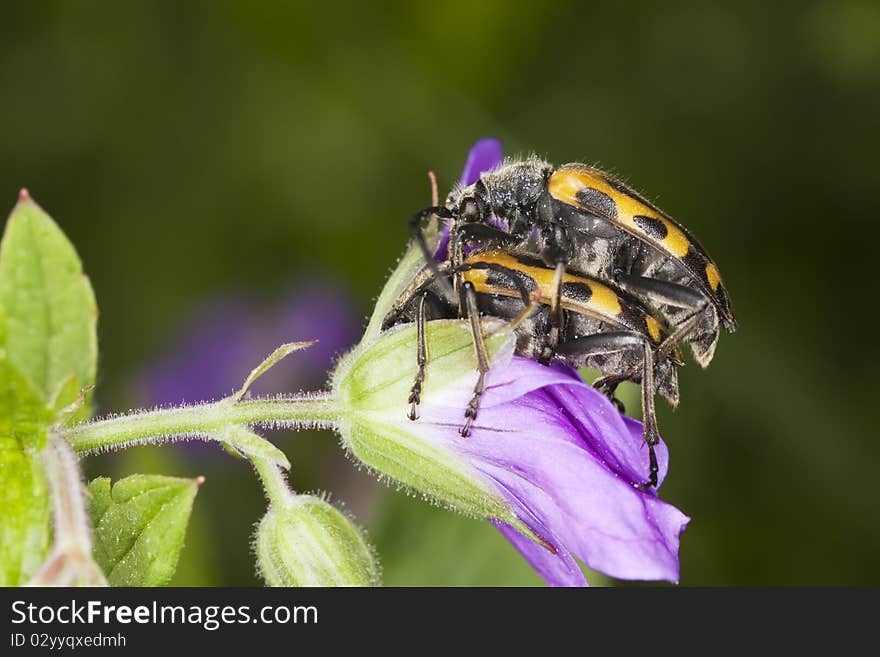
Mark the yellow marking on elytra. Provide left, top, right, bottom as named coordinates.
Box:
left=705, top=262, right=722, bottom=292
left=461, top=250, right=623, bottom=318
left=462, top=266, right=491, bottom=290
left=581, top=280, right=623, bottom=318
left=645, top=315, right=662, bottom=343
left=548, top=167, right=691, bottom=258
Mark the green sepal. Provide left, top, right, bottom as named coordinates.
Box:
left=335, top=318, right=512, bottom=411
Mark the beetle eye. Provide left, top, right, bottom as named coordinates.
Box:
left=460, top=199, right=481, bottom=222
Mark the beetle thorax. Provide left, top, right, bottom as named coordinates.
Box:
left=480, top=159, right=551, bottom=216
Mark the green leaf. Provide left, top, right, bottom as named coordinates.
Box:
left=0, top=191, right=98, bottom=412
left=0, top=354, right=54, bottom=585
left=87, top=474, right=201, bottom=587
left=0, top=193, right=98, bottom=584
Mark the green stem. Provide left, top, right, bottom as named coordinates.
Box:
left=251, top=455, right=296, bottom=509
left=62, top=391, right=339, bottom=454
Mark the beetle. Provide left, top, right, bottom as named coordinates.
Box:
left=409, top=158, right=736, bottom=368
left=384, top=248, right=683, bottom=488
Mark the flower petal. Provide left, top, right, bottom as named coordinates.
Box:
left=458, top=138, right=504, bottom=186
left=429, top=357, right=670, bottom=487
left=414, top=357, right=688, bottom=583
left=478, top=442, right=687, bottom=582
left=491, top=518, right=587, bottom=587
left=538, top=364, right=671, bottom=487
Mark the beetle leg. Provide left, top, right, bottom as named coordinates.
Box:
left=538, top=222, right=571, bottom=351
left=405, top=261, right=537, bottom=425
left=613, top=271, right=718, bottom=365
left=460, top=282, right=491, bottom=438
left=409, top=205, right=455, bottom=296
left=548, top=260, right=565, bottom=349
left=554, top=332, right=660, bottom=489
left=614, top=272, right=707, bottom=310
left=656, top=307, right=707, bottom=363
left=407, top=292, right=430, bottom=421
left=384, top=262, right=452, bottom=330
left=639, top=337, right=660, bottom=489
left=592, top=372, right=634, bottom=414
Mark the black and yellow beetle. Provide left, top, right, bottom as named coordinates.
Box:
left=384, top=249, right=683, bottom=489
left=409, top=158, right=736, bottom=368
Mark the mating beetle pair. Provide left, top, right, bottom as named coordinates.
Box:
left=392, top=157, right=737, bottom=488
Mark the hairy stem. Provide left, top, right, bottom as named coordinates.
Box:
left=251, top=456, right=296, bottom=510
left=62, top=391, right=338, bottom=455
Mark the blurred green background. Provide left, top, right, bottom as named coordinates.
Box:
left=2, top=1, right=878, bottom=586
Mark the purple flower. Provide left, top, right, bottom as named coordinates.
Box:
left=333, top=316, right=689, bottom=587
left=412, top=358, right=687, bottom=586
left=137, top=280, right=361, bottom=405
left=458, top=138, right=504, bottom=187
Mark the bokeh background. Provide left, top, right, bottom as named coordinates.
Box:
left=2, top=1, right=878, bottom=585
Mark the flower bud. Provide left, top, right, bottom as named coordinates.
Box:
left=255, top=494, right=380, bottom=587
